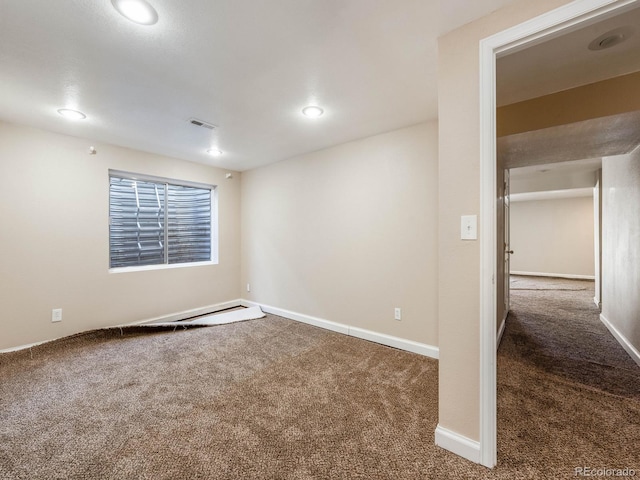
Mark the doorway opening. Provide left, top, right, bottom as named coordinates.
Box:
left=479, top=0, right=640, bottom=467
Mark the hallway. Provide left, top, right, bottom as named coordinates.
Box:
left=496, top=275, right=640, bottom=474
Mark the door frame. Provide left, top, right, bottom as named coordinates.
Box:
left=478, top=0, right=636, bottom=468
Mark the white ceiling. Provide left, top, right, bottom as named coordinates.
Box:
left=0, top=0, right=519, bottom=172
left=498, top=4, right=640, bottom=106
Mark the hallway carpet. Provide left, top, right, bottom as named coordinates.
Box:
left=1, top=279, right=638, bottom=478
left=497, top=276, right=640, bottom=477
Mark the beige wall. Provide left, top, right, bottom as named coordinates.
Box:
left=0, top=121, right=241, bottom=350
left=241, top=122, right=439, bottom=347
left=497, top=71, right=640, bottom=136
left=601, top=150, right=640, bottom=358
left=510, top=196, right=595, bottom=277
left=438, top=0, right=572, bottom=442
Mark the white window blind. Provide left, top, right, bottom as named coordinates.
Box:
left=109, top=172, right=216, bottom=269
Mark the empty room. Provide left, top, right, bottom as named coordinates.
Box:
left=1, top=0, right=639, bottom=479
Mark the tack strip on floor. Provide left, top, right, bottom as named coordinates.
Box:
left=141, top=306, right=265, bottom=328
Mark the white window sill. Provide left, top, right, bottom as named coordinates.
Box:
left=109, top=260, right=218, bottom=274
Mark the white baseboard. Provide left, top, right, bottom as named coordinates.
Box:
left=349, top=326, right=439, bottom=358
left=0, top=299, right=245, bottom=354
left=510, top=271, right=595, bottom=280
left=3, top=299, right=439, bottom=360
left=127, top=299, right=244, bottom=326
left=593, top=297, right=601, bottom=309
left=434, top=424, right=481, bottom=464
left=600, top=314, right=640, bottom=367
left=496, top=310, right=508, bottom=348
left=241, top=300, right=439, bottom=359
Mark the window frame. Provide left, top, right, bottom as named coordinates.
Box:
left=108, top=169, right=218, bottom=273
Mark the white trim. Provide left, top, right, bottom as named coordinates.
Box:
left=109, top=260, right=218, bottom=274
left=497, top=310, right=508, bottom=348
left=0, top=299, right=439, bottom=360
left=1, top=299, right=439, bottom=359
left=349, top=326, right=439, bottom=359
left=510, top=271, right=595, bottom=280
left=127, top=299, right=244, bottom=325
left=435, top=425, right=481, bottom=464
left=593, top=297, right=601, bottom=308
left=241, top=300, right=439, bottom=359
left=479, top=20, right=498, bottom=471
left=0, top=299, right=245, bottom=353
left=600, top=314, right=640, bottom=367
left=478, top=0, right=634, bottom=469
left=109, top=169, right=215, bottom=191
left=240, top=300, right=349, bottom=335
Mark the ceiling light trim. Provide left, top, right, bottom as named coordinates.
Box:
left=302, top=106, right=324, bottom=118
left=57, top=108, right=87, bottom=121
left=111, top=0, right=159, bottom=26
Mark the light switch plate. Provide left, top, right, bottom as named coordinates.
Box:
left=461, top=215, right=477, bottom=240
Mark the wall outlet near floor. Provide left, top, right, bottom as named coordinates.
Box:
left=247, top=283, right=251, bottom=293
left=51, top=308, right=62, bottom=323
left=394, top=307, right=402, bottom=321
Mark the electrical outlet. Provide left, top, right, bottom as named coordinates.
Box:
left=247, top=283, right=251, bottom=292
left=394, top=307, right=402, bottom=321
left=52, top=308, right=62, bottom=323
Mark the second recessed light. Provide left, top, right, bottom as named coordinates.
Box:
left=57, top=108, right=87, bottom=120
left=207, top=148, right=223, bottom=157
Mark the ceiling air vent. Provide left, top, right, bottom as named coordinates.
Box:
left=189, top=118, right=216, bottom=130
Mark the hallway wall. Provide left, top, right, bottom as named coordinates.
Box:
left=601, top=149, right=640, bottom=364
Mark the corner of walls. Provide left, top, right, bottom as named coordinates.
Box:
left=240, top=299, right=439, bottom=359
left=0, top=121, right=242, bottom=350
left=240, top=121, right=439, bottom=351
left=600, top=314, right=640, bottom=367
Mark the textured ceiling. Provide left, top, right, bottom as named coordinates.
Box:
left=499, top=111, right=640, bottom=169
left=0, top=0, right=519, bottom=171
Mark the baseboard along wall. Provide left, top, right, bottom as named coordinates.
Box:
left=510, top=271, right=595, bottom=280
left=600, top=314, right=640, bottom=367
left=2, top=299, right=440, bottom=361
left=434, top=425, right=481, bottom=464
left=496, top=310, right=508, bottom=349
left=0, top=299, right=246, bottom=353
left=240, top=300, right=439, bottom=359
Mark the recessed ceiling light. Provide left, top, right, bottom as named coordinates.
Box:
left=57, top=109, right=86, bottom=121
left=588, top=26, right=634, bottom=51
left=207, top=148, right=223, bottom=157
left=302, top=106, right=324, bottom=118
left=111, top=0, right=159, bottom=25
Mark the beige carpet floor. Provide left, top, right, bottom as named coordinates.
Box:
left=1, top=279, right=638, bottom=478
